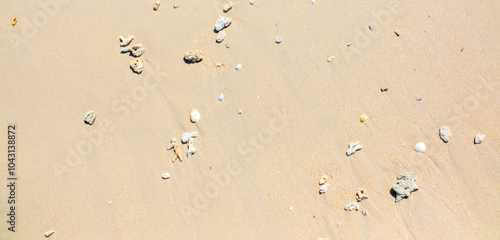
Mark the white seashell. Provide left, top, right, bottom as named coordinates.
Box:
left=223, top=2, right=233, bottom=12
left=181, top=131, right=198, bottom=143
left=275, top=36, right=282, bottom=43
left=474, top=134, right=485, bottom=144
left=162, top=172, right=171, bottom=179
left=119, top=35, right=134, bottom=47
left=218, top=94, right=224, bottom=101
left=249, top=0, right=254, bottom=5
left=346, top=141, right=362, bottom=156
left=167, top=137, right=177, bottom=150
left=319, top=175, right=328, bottom=185
left=187, top=137, right=197, bottom=157
left=184, top=50, right=203, bottom=63
left=190, top=109, right=200, bottom=123
left=344, top=202, right=359, bottom=211
left=235, top=64, right=242, bottom=70
left=327, top=55, right=335, bottom=62
left=216, top=31, right=226, bottom=43
left=439, top=126, right=452, bottom=143
left=319, top=183, right=329, bottom=194
left=414, top=142, right=426, bottom=153
left=130, top=59, right=143, bottom=74
left=84, top=111, right=96, bottom=125
left=45, top=231, right=55, bottom=237
left=214, top=16, right=232, bottom=32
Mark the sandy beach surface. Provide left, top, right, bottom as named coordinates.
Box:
left=1, top=0, right=499, bottom=239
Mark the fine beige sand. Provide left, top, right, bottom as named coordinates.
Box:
left=1, top=0, right=499, bottom=239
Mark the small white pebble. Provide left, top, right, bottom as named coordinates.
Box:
left=275, top=36, right=282, bottom=43
left=218, top=94, right=224, bottom=101
left=249, top=0, right=254, bottom=5
left=235, top=64, right=242, bottom=70
left=414, top=142, right=426, bottom=153
left=289, top=206, right=293, bottom=211
left=162, top=172, right=171, bottom=179
left=311, top=0, right=316, bottom=4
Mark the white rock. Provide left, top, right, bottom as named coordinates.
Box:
left=130, top=59, right=143, bottom=74
left=319, top=183, right=329, bottom=194
left=235, top=64, right=242, bottom=70
left=214, top=16, right=232, bottom=32
left=190, top=109, right=200, bottom=123
left=439, top=126, right=452, bottom=143
left=181, top=131, right=198, bottom=143
left=84, top=111, right=96, bottom=125
left=344, top=202, right=359, bottom=211
left=218, top=94, right=224, bottom=101
left=275, top=36, right=282, bottom=43
left=474, top=134, right=485, bottom=144
left=289, top=206, right=293, bottom=211
left=119, top=35, right=134, bottom=47
left=184, top=50, right=203, bottom=63
left=414, top=142, right=426, bottom=153
left=162, top=172, right=170, bottom=179
left=216, top=31, right=226, bottom=43
left=346, top=141, right=362, bottom=156
left=223, top=2, right=233, bottom=12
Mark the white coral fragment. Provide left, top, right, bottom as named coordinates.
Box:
left=182, top=131, right=198, bottom=143
left=119, top=35, right=134, bottom=47
left=84, top=111, right=96, bottom=125
left=130, top=59, right=143, bottom=74
left=344, top=202, right=359, bottom=211
left=214, top=16, right=232, bottom=32
left=121, top=44, right=145, bottom=57
left=346, top=141, right=362, bottom=156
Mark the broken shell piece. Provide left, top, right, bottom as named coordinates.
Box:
left=167, top=137, right=178, bottom=150
left=414, top=142, right=426, bottom=153
left=119, top=35, right=134, bottom=47
left=184, top=50, right=203, bottom=63
left=360, top=115, right=368, bottom=122
left=355, top=189, right=369, bottom=202
left=130, top=59, right=144, bottom=74
left=162, top=172, right=170, bottom=179
left=218, top=94, right=224, bottom=101
left=214, top=16, right=232, bottom=32
left=223, top=2, right=233, bottom=12
left=380, top=85, right=388, bottom=92
left=394, top=29, right=400, bottom=36
left=439, top=126, right=452, bottom=143
left=327, top=55, right=335, bottom=62
left=11, top=18, right=17, bottom=26
left=216, top=31, right=226, bottom=43
left=346, top=141, right=362, bottom=156
left=249, top=0, right=255, bottom=4
left=181, top=131, right=198, bottom=143
left=474, top=134, right=485, bottom=144
left=235, top=64, right=242, bottom=70
left=319, top=183, right=329, bottom=194
left=392, top=172, right=418, bottom=202
left=319, top=175, right=328, bottom=185
left=238, top=109, right=243, bottom=114
left=216, top=63, right=223, bottom=67
left=187, top=137, right=197, bottom=157
left=344, top=202, right=360, bottom=211
left=153, top=0, right=160, bottom=11
left=44, top=231, right=55, bottom=237
left=84, top=111, right=96, bottom=125
left=121, top=44, right=145, bottom=57
left=190, top=109, right=201, bottom=123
